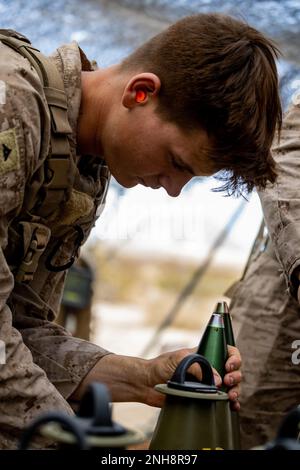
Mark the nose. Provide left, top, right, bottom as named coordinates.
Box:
left=159, top=174, right=192, bottom=197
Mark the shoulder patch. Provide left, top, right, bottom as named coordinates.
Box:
left=0, top=128, right=20, bottom=176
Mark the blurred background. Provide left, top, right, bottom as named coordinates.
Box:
left=2, top=0, right=300, bottom=436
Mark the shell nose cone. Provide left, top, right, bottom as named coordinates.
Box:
left=214, top=301, right=229, bottom=315
left=207, top=313, right=224, bottom=328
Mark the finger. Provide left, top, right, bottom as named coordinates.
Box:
left=214, top=374, right=222, bottom=387
left=187, top=347, right=222, bottom=385
left=223, top=370, right=242, bottom=387
left=225, top=345, right=242, bottom=372
left=227, top=382, right=241, bottom=411
left=186, top=363, right=203, bottom=381
left=227, top=384, right=240, bottom=402
left=231, top=399, right=240, bottom=412
left=186, top=364, right=222, bottom=387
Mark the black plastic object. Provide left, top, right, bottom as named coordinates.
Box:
left=76, top=382, right=126, bottom=436
left=167, top=353, right=218, bottom=393
left=18, top=382, right=126, bottom=450
left=18, top=412, right=88, bottom=450
left=61, top=262, right=93, bottom=309
left=265, top=438, right=300, bottom=451
left=45, top=225, right=85, bottom=273
left=264, top=407, right=300, bottom=450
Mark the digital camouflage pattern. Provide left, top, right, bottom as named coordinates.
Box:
left=0, top=40, right=111, bottom=449
left=230, top=95, right=300, bottom=449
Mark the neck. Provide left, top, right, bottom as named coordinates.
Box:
left=76, top=66, right=119, bottom=156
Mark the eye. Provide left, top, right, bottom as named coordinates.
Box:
left=171, top=156, right=187, bottom=173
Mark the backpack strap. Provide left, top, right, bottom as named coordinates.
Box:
left=0, top=30, right=76, bottom=282
left=0, top=30, right=74, bottom=215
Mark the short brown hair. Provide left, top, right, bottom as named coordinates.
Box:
left=121, top=13, right=282, bottom=195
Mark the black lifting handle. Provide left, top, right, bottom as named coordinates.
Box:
left=265, top=407, right=300, bottom=450
left=77, top=382, right=126, bottom=436
left=168, top=353, right=217, bottom=392
left=18, top=412, right=88, bottom=450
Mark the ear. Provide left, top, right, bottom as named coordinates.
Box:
left=122, top=73, right=161, bottom=109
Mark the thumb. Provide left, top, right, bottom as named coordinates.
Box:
left=213, top=368, right=222, bottom=387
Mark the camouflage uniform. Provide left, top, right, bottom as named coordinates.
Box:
left=230, top=95, right=300, bottom=449
left=0, top=40, right=111, bottom=448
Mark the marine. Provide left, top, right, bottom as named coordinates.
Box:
left=229, top=91, right=300, bottom=448
left=0, top=12, right=283, bottom=448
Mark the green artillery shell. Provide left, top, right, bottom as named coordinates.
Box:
left=215, top=301, right=235, bottom=347
left=197, top=313, right=227, bottom=380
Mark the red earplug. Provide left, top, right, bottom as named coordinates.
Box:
left=136, top=90, right=147, bottom=103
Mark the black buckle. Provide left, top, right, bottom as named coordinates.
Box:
left=45, top=225, right=84, bottom=273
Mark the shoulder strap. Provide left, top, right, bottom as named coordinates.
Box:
left=0, top=30, right=75, bottom=216
left=0, top=30, right=77, bottom=282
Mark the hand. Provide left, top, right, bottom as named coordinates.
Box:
left=70, top=346, right=242, bottom=410
left=223, top=345, right=242, bottom=411
left=146, top=345, right=242, bottom=410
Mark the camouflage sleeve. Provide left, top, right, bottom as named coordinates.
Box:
left=16, top=313, right=114, bottom=402
left=259, top=94, right=300, bottom=297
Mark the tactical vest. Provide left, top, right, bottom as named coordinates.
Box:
left=0, top=30, right=107, bottom=283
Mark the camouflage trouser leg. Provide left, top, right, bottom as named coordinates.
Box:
left=0, top=303, right=74, bottom=449
left=229, top=243, right=300, bottom=449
